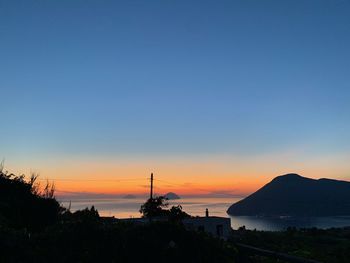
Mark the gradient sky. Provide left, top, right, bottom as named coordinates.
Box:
left=1, top=0, right=350, bottom=196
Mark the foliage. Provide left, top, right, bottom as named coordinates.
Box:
left=139, top=196, right=191, bottom=221
left=0, top=164, right=64, bottom=231
left=61, top=206, right=100, bottom=224
left=229, top=227, right=350, bottom=263
left=139, top=196, right=169, bottom=217
left=0, top=221, right=236, bottom=263
left=0, top=163, right=235, bottom=262
left=168, top=205, right=191, bottom=221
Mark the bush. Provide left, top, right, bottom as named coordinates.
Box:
left=0, top=165, right=64, bottom=231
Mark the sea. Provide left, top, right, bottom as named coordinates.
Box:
left=59, top=197, right=350, bottom=231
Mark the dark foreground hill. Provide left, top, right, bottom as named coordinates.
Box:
left=227, top=173, right=350, bottom=216
left=0, top=167, right=235, bottom=263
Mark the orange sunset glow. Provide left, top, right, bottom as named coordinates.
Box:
left=5, top=150, right=350, bottom=197
left=2, top=1, right=350, bottom=261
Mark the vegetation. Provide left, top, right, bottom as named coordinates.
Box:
left=0, top=163, right=64, bottom=231
left=140, top=196, right=191, bottom=221
left=230, top=227, right=350, bottom=263
left=0, top=166, right=235, bottom=263
left=3, top=164, right=350, bottom=263
left=140, top=196, right=170, bottom=217
left=0, top=221, right=237, bottom=263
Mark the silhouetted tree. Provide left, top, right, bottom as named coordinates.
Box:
left=71, top=206, right=99, bottom=221
left=140, top=197, right=191, bottom=222
left=168, top=205, right=191, bottom=222
left=0, top=164, right=64, bottom=231
left=139, top=196, right=169, bottom=217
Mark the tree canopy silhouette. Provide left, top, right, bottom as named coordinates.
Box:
left=140, top=196, right=190, bottom=221
left=140, top=196, right=169, bottom=217
left=0, top=163, right=64, bottom=231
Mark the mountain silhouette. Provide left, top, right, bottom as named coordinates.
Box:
left=227, top=173, right=350, bottom=216
left=164, top=192, right=180, bottom=200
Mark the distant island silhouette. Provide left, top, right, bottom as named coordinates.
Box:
left=164, top=192, right=180, bottom=200
left=227, top=173, right=350, bottom=216
left=2, top=165, right=350, bottom=262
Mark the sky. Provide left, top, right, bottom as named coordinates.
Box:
left=1, top=0, right=350, bottom=197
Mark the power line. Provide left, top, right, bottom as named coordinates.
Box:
left=154, top=179, right=183, bottom=187
left=36, top=178, right=146, bottom=182
left=36, top=176, right=211, bottom=193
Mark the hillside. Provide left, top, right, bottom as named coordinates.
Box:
left=227, top=173, right=350, bottom=216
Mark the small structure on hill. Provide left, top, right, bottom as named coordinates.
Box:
left=183, top=209, right=231, bottom=240
left=118, top=208, right=231, bottom=240
left=119, top=174, right=232, bottom=240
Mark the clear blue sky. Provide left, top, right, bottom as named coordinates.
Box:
left=1, top=0, right=350, bottom=174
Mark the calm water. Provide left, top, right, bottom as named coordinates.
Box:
left=59, top=197, right=235, bottom=218
left=230, top=215, right=350, bottom=231
left=59, top=197, right=350, bottom=231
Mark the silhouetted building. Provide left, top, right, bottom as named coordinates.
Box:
left=183, top=211, right=231, bottom=240
left=117, top=209, right=231, bottom=239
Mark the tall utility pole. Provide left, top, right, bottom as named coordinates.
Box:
left=150, top=173, right=154, bottom=200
